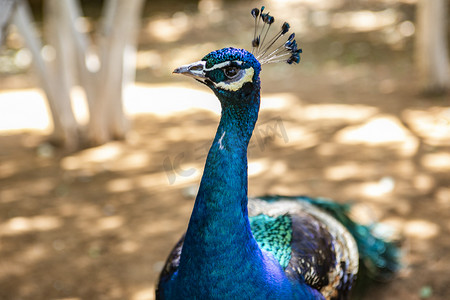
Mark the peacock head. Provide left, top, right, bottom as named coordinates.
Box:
left=173, top=47, right=261, bottom=102
left=173, top=6, right=302, bottom=104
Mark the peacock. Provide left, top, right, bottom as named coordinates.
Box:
left=156, top=7, right=400, bottom=300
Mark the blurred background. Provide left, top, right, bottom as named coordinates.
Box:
left=0, top=0, right=449, bottom=299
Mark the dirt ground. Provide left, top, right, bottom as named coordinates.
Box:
left=1, top=1, right=450, bottom=299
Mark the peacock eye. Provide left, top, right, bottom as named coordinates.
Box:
left=223, top=67, right=239, bottom=79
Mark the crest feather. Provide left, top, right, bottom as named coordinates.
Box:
left=250, top=7, right=302, bottom=65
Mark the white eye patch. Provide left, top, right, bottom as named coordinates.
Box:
left=204, top=60, right=243, bottom=71
left=214, top=67, right=255, bottom=91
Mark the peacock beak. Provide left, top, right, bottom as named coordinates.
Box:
left=173, top=61, right=207, bottom=81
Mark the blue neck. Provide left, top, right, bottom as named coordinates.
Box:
left=192, top=93, right=260, bottom=230
left=179, top=88, right=262, bottom=282
left=166, top=84, right=321, bottom=299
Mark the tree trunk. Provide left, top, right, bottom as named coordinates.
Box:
left=0, top=0, right=17, bottom=44
left=90, top=0, right=145, bottom=144
left=58, top=0, right=144, bottom=146
left=416, top=0, right=450, bottom=95
left=58, top=0, right=106, bottom=144
left=8, top=0, right=144, bottom=149
left=13, top=0, right=80, bottom=149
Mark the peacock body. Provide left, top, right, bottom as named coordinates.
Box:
left=156, top=7, right=399, bottom=300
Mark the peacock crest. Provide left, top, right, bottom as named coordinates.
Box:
left=250, top=6, right=302, bottom=65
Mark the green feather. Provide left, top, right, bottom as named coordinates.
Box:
left=249, top=214, right=292, bottom=268
left=281, top=195, right=401, bottom=281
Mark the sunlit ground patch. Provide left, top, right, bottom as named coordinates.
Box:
left=0, top=89, right=51, bottom=133
left=421, top=152, right=450, bottom=172
left=403, top=107, right=450, bottom=146
left=0, top=84, right=306, bottom=138
left=300, top=103, right=379, bottom=124
left=131, top=287, right=155, bottom=300
left=403, top=219, right=440, bottom=240
left=0, top=84, right=220, bottom=134
left=334, top=115, right=419, bottom=156
left=0, top=215, right=62, bottom=235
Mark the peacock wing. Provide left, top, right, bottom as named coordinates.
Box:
left=248, top=196, right=359, bottom=300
